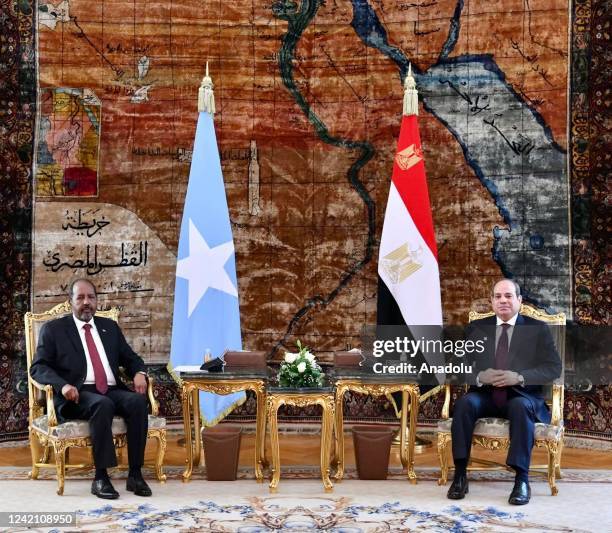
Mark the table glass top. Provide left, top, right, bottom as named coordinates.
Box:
left=176, top=365, right=268, bottom=380
left=175, top=366, right=423, bottom=384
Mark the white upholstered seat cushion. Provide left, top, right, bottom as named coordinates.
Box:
left=437, top=417, right=563, bottom=440
left=32, top=414, right=166, bottom=439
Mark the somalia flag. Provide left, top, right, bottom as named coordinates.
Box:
left=169, top=108, right=245, bottom=425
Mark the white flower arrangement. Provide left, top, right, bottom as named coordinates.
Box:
left=278, top=340, right=323, bottom=388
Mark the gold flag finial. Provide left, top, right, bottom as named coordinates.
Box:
left=198, top=62, right=216, bottom=114
left=403, top=62, right=418, bottom=116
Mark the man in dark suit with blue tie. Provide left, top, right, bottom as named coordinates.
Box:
left=447, top=279, right=561, bottom=505
left=30, top=279, right=152, bottom=499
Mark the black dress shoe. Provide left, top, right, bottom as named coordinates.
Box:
left=447, top=473, right=469, bottom=500
left=91, top=478, right=119, bottom=499
left=126, top=475, right=152, bottom=497
left=509, top=479, right=531, bottom=505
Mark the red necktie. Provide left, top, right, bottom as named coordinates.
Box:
left=492, top=323, right=510, bottom=408
left=83, top=323, right=108, bottom=394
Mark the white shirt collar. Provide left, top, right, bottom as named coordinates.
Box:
left=73, top=314, right=96, bottom=331
left=496, top=313, right=518, bottom=326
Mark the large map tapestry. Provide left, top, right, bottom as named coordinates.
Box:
left=0, top=0, right=608, bottom=441
left=33, top=0, right=570, bottom=361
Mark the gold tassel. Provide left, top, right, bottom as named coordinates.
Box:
left=198, top=62, right=216, bottom=114
left=403, top=63, right=419, bottom=116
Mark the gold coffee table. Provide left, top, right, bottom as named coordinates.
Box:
left=332, top=370, right=420, bottom=483
left=177, top=368, right=267, bottom=482
left=266, top=385, right=335, bottom=493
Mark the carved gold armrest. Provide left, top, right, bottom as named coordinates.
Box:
left=440, top=384, right=451, bottom=420
left=30, top=380, right=58, bottom=427
left=147, top=376, right=159, bottom=416
left=550, top=382, right=563, bottom=427
left=29, top=377, right=47, bottom=393
left=45, top=385, right=59, bottom=427
left=440, top=384, right=469, bottom=420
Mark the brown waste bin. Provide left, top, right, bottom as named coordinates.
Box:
left=352, top=426, right=394, bottom=480
left=202, top=426, right=242, bottom=481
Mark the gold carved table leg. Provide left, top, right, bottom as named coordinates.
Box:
left=254, top=385, right=266, bottom=482
left=319, top=396, right=334, bottom=493
left=192, top=388, right=202, bottom=467
left=333, top=386, right=346, bottom=482
left=399, top=390, right=409, bottom=469
left=181, top=383, right=194, bottom=482
left=407, top=386, right=419, bottom=483
left=267, top=396, right=282, bottom=493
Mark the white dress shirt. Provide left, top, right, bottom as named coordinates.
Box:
left=495, top=312, right=518, bottom=348
left=73, top=315, right=117, bottom=386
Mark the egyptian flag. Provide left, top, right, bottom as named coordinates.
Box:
left=377, top=65, right=443, bottom=379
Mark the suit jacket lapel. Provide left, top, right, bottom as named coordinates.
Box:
left=64, top=316, right=87, bottom=372
left=474, top=317, right=496, bottom=370
left=485, top=317, right=497, bottom=367
left=507, top=314, right=526, bottom=368
left=95, top=318, right=118, bottom=375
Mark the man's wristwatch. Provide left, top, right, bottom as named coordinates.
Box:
left=517, top=373, right=525, bottom=386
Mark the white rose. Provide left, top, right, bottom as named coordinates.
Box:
left=284, top=352, right=297, bottom=364
left=304, top=351, right=315, bottom=363
left=297, top=362, right=307, bottom=373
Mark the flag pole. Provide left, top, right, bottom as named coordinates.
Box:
left=169, top=64, right=246, bottom=430
left=378, top=63, right=442, bottom=451
left=400, top=63, right=434, bottom=451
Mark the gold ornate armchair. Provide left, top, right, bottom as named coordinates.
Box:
left=24, top=301, right=167, bottom=495
left=436, top=303, right=565, bottom=495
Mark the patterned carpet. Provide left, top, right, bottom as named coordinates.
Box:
left=0, top=468, right=611, bottom=532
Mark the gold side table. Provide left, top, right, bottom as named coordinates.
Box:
left=333, top=377, right=420, bottom=483
left=266, top=386, right=335, bottom=493
left=178, top=369, right=267, bottom=483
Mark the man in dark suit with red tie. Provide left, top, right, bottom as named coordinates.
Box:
left=30, top=279, right=152, bottom=499
left=447, top=279, right=561, bottom=505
